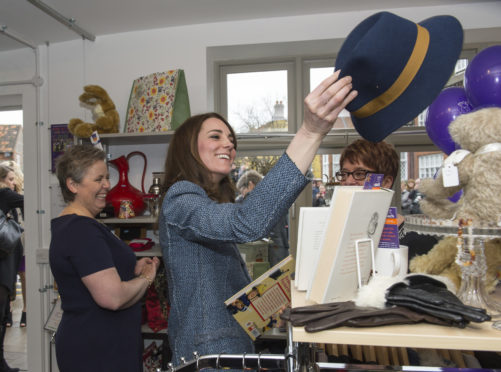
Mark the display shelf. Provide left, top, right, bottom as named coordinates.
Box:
left=291, top=283, right=501, bottom=352
left=404, top=214, right=501, bottom=239
left=96, top=127, right=434, bottom=153
left=99, top=131, right=174, bottom=146
left=98, top=215, right=157, bottom=224
left=135, top=244, right=162, bottom=257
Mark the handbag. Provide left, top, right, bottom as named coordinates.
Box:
left=0, top=209, right=23, bottom=259
left=125, top=69, right=191, bottom=133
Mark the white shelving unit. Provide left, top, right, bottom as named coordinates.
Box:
left=98, top=132, right=164, bottom=257
left=99, top=131, right=170, bottom=366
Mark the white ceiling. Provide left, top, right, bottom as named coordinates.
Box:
left=0, top=0, right=497, bottom=52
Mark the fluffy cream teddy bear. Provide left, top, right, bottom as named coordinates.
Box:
left=410, top=107, right=501, bottom=292
left=68, top=85, right=120, bottom=138
left=419, top=107, right=501, bottom=222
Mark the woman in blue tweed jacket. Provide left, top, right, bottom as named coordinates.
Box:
left=159, top=71, right=357, bottom=365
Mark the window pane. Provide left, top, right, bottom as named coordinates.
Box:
left=418, top=153, right=443, bottom=179
left=0, top=110, right=23, bottom=125
left=310, top=67, right=334, bottom=92
left=0, top=110, right=23, bottom=168
left=400, top=152, right=408, bottom=181
left=227, top=70, right=288, bottom=134
left=455, top=58, right=468, bottom=74
left=417, top=109, right=427, bottom=127
left=310, top=67, right=350, bottom=129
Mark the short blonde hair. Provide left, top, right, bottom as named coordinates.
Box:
left=56, top=145, right=106, bottom=203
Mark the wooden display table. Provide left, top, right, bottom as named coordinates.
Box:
left=291, top=284, right=501, bottom=352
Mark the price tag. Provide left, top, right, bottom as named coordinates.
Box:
left=90, top=131, right=103, bottom=150
left=44, top=298, right=62, bottom=333
left=443, top=163, right=459, bottom=187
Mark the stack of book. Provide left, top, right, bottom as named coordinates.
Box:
left=296, top=186, right=394, bottom=304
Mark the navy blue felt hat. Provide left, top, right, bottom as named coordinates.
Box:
left=335, top=12, right=463, bottom=142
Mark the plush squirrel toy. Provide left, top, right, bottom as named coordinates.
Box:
left=419, top=107, right=501, bottom=222
left=68, top=85, right=120, bottom=138
left=410, top=107, right=501, bottom=291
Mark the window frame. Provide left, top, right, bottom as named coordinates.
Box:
left=219, top=61, right=296, bottom=133
left=209, top=40, right=489, bottom=156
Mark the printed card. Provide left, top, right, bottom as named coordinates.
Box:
left=363, top=173, right=384, bottom=189
left=378, top=207, right=399, bottom=249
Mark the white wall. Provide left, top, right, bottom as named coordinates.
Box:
left=0, top=2, right=500, bottom=371
left=3, top=2, right=501, bottom=127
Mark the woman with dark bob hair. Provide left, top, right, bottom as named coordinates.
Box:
left=50, top=144, right=160, bottom=372
left=337, top=138, right=399, bottom=188
left=159, top=71, right=357, bottom=365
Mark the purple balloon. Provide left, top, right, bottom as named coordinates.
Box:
left=425, top=87, right=472, bottom=154
left=464, top=45, right=501, bottom=108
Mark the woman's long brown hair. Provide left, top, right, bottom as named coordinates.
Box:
left=162, top=112, right=238, bottom=203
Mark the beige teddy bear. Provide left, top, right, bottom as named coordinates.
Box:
left=410, top=107, right=501, bottom=292
left=68, top=85, right=120, bottom=138
left=410, top=236, right=501, bottom=293
left=419, top=107, right=501, bottom=222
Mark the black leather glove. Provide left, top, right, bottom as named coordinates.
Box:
left=385, top=275, right=491, bottom=324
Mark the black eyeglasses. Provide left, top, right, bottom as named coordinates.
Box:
left=335, top=170, right=373, bottom=182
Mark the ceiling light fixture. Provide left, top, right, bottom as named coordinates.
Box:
left=26, top=0, right=96, bottom=42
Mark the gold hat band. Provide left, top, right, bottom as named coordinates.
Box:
left=353, top=24, right=430, bottom=119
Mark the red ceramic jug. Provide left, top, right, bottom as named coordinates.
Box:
left=106, top=151, right=147, bottom=217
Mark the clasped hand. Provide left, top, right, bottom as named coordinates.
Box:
left=135, top=256, right=160, bottom=280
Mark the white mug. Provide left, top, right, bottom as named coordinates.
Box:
left=374, top=245, right=408, bottom=277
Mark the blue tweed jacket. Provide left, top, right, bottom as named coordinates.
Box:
left=159, top=153, right=310, bottom=365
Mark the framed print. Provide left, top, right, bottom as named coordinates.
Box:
left=50, top=124, right=74, bottom=173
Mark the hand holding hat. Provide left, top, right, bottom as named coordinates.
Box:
left=336, top=12, right=463, bottom=142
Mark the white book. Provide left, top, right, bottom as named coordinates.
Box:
left=306, top=186, right=394, bottom=304
left=295, top=207, right=329, bottom=291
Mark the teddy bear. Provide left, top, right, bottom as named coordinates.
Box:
left=409, top=107, right=501, bottom=293
left=419, top=107, right=501, bottom=223
left=410, top=236, right=501, bottom=293
left=68, top=85, right=120, bottom=138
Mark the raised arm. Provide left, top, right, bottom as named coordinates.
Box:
left=286, top=70, right=357, bottom=174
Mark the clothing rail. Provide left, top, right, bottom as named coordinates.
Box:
left=164, top=352, right=292, bottom=372
left=162, top=352, right=489, bottom=372
left=160, top=322, right=495, bottom=371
